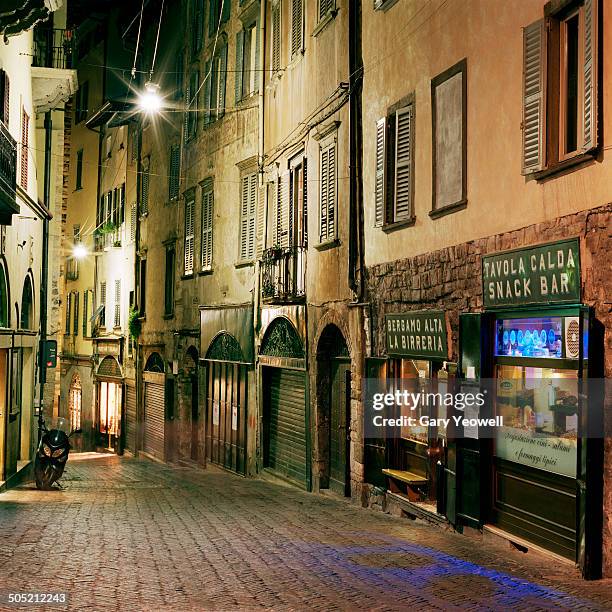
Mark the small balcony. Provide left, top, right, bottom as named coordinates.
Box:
left=31, top=27, right=78, bottom=112
left=260, top=246, right=306, bottom=304
left=0, top=122, right=18, bottom=225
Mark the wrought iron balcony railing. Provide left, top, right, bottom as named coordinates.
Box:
left=33, top=27, right=74, bottom=69
left=261, top=246, right=306, bottom=303
left=0, top=122, right=17, bottom=209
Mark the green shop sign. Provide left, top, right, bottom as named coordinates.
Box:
left=483, top=238, right=580, bottom=307
left=385, top=311, right=449, bottom=359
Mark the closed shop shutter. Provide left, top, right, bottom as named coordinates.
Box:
left=125, top=384, right=137, bottom=454
left=264, top=368, right=307, bottom=488
left=144, top=381, right=165, bottom=459
left=205, top=361, right=248, bottom=475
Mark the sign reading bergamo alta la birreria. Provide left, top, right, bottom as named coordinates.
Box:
left=482, top=238, right=581, bottom=307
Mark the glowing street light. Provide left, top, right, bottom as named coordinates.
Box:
left=73, top=243, right=88, bottom=260
left=138, top=81, right=162, bottom=114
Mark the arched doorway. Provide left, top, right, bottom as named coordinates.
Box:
left=143, top=352, right=165, bottom=460
left=316, top=324, right=351, bottom=496
left=96, top=356, right=122, bottom=451
left=204, top=332, right=248, bottom=474
left=260, top=317, right=308, bottom=489
left=0, top=259, right=9, bottom=328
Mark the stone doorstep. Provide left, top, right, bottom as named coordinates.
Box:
left=386, top=490, right=450, bottom=526
left=482, top=524, right=577, bottom=568
left=0, top=460, right=33, bottom=493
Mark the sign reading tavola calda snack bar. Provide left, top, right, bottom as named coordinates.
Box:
left=482, top=238, right=580, bottom=307
left=386, top=311, right=448, bottom=359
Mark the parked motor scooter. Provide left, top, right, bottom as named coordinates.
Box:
left=34, top=416, right=81, bottom=490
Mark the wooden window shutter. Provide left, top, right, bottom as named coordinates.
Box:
left=238, top=172, right=257, bottom=260
left=74, top=292, right=79, bottom=335
left=394, top=105, right=413, bottom=221
left=65, top=293, right=71, bottom=334
left=141, top=158, right=150, bottom=214
left=320, top=142, right=336, bottom=242
left=235, top=30, right=244, bottom=103
left=82, top=290, right=89, bottom=337
left=319, top=146, right=329, bottom=241
left=302, top=157, right=308, bottom=247
left=277, top=171, right=290, bottom=248
left=183, top=76, right=190, bottom=142
left=114, top=280, right=121, bottom=327
left=0, top=70, right=9, bottom=126
left=253, top=18, right=261, bottom=92
left=374, top=117, right=386, bottom=226
left=119, top=183, right=125, bottom=225
left=203, top=60, right=212, bottom=125
left=291, top=0, right=303, bottom=57
left=218, top=44, right=228, bottom=119
left=582, top=0, right=598, bottom=152
left=521, top=19, right=546, bottom=174
left=319, top=0, right=334, bottom=21
left=184, top=196, right=195, bottom=274
left=130, top=202, right=137, bottom=241
left=255, top=180, right=266, bottom=259
left=169, top=145, right=180, bottom=199
left=201, top=181, right=214, bottom=269
left=20, top=109, right=29, bottom=189
left=272, top=3, right=281, bottom=73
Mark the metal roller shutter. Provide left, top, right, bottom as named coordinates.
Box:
left=144, top=382, right=165, bottom=459
left=125, top=384, right=137, bottom=454
left=264, top=368, right=307, bottom=488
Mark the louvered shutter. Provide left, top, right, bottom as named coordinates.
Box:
left=130, top=202, right=137, bottom=241
left=320, top=147, right=329, bottom=242
left=169, top=145, right=180, bottom=199
left=320, top=0, right=333, bottom=20
left=114, top=280, right=121, bottom=327
left=65, top=293, right=71, bottom=334
left=20, top=109, right=28, bottom=189
left=302, top=158, right=308, bottom=247
left=320, top=142, right=336, bottom=242
left=248, top=173, right=257, bottom=259
left=394, top=105, right=413, bottom=221
left=374, top=118, right=386, bottom=226
left=0, top=70, right=9, bottom=126
left=582, top=0, right=598, bottom=152
left=256, top=180, right=266, bottom=258
left=291, top=0, right=303, bottom=57
left=193, top=0, right=204, bottom=54
left=278, top=171, right=290, bottom=248
left=142, top=164, right=150, bottom=214
left=240, top=175, right=250, bottom=260
left=218, top=44, right=228, bottom=119
left=184, top=196, right=195, bottom=274
left=201, top=181, right=214, bottom=269
left=272, top=3, right=281, bottom=73
left=208, top=0, right=216, bottom=37
left=183, top=77, right=190, bottom=142
left=203, top=60, right=212, bottom=125
left=521, top=20, right=546, bottom=174
left=253, top=18, right=261, bottom=92
left=82, top=290, right=88, bottom=337
left=235, top=30, right=244, bottom=103
left=73, top=292, right=79, bottom=335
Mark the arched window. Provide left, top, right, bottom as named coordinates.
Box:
left=0, top=262, right=8, bottom=328
left=144, top=352, right=165, bottom=372
left=20, top=275, right=34, bottom=329
left=69, top=374, right=82, bottom=430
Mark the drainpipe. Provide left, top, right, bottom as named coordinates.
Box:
left=37, top=111, right=52, bottom=440
left=348, top=0, right=364, bottom=300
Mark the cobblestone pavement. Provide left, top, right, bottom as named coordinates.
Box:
left=0, top=454, right=611, bottom=611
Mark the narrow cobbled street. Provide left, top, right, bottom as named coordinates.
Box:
left=0, top=454, right=610, bottom=611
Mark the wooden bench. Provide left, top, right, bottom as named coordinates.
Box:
left=382, top=468, right=428, bottom=501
